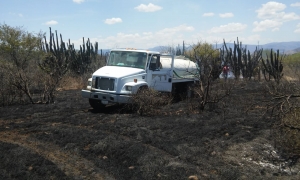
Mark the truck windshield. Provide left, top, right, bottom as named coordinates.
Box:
left=107, top=51, right=148, bottom=69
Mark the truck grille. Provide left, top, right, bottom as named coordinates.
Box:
left=95, top=77, right=115, bottom=91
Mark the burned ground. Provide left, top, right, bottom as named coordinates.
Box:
left=0, top=81, right=299, bottom=180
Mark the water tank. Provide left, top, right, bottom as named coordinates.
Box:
left=160, top=56, right=198, bottom=78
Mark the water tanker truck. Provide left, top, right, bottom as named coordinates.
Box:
left=81, top=48, right=199, bottom=109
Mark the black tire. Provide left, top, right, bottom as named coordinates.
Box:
left=89, top=99, right=106, bottom=110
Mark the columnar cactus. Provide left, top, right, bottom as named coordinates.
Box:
left=222, top=37, right=262, bottom=80
left=40, top=27, right=70, bottom=78
left=71, top=37, right=98, bottom=74
left=223, top=38, right=242, bottom=79
left=261, top=49, right=284, bottom=83
left=241, top=47, right=263, bottom=79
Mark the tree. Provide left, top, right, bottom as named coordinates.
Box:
left=186, top=42, right=222, bottom=81
left=0, top=24, right=43, bottom=104
left=185, top=42, right=231, bottom=111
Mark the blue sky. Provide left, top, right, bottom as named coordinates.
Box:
left=1, top=0, right=300, bottom=49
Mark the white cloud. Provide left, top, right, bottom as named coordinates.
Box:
left=280, top=12, right=300, bottom=21
left=272, top=27, right=279, bottom=31
left=134, top=3, right=162, bottom=12
left=104, top=18, right=122, bottom=25
left=209, top=23, right=247, bottom=34
left=243, top=34, right=261, bottom=44
left=295, top=23, right=300, bottom=33
left=219, top=13, right=234, bottom=18
left=253, top=1, right=300, bottom=32
left=203, top=13, right=214, bottom=17
left=73, top=0, right=85, bottom=4
left=159, top=25, right=194, bottom=33
left=142, top=32, right=153, bottom=36
left=44, top=20, right=58, bottom=25
left=256, top=1, right=300, bottom=21
left=291, top=2, right=300, bottom=7
left=90, top=25, right=194, bottom=49
left=256, top=1, right=286, bottom=19
left=253, top=19, right=282, bottom=32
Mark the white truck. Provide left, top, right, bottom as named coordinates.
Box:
left=81, top=48, right=198, bottom=109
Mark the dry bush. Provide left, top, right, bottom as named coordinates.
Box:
left=46, top=52, right=106, bottom=92
left=0, top=24, right=43, bottom=104
left=187, top=79, right=234, bottom=113
left=264, top=80, right=300, bottom=115
left=264, top=80, right=300, bottom=159
left=275, top=107, right=300, bottom=158
left=126, top=88, right=173, bottom=116
left=0, top=59, right=46, bottom=105
left=58, top=75, right=86, bottom=90
left=0, top=64, right=19, bottom=106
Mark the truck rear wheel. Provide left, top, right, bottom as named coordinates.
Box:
left=89, top=99, right=106, bottom=110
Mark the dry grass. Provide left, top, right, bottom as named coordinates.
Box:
left=283, top=64, right=300, bottom=82
left=58, top=76, right=88, bottom=91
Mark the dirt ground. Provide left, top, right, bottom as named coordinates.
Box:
left=0, top=81, right=299, bottom=180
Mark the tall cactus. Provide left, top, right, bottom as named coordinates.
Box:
left=261, top=49, right=284, bottom=83
left=241, top=47, right=263, bottom=79
left=223, top=38, right=242, bottom=79
left=40, top=27, right=70, bottom=77
left=70, top=37, right=98, bottom=74
left=222, top=37, right=262, bottom=80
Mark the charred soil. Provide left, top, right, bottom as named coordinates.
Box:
left=0, top=81, right=299, bottom=180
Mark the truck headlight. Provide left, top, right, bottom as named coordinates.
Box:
left=125, top=86, right=132, bottom=91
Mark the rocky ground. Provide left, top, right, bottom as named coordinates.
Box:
left=0, top=81, right=299, bottom=180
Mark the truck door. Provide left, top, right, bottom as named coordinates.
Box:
left=146, top=54, right=174, bottom=92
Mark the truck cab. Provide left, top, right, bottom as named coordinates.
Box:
left=81, top=49, right=176, bottom=109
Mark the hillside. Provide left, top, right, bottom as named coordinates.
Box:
left=286, top=47, right=300, bottom=54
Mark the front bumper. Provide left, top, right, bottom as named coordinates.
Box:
left=81, top=90, right=131, bottom=104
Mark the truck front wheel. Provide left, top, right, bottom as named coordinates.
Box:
left=89, top=99, right=106, bottom=110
